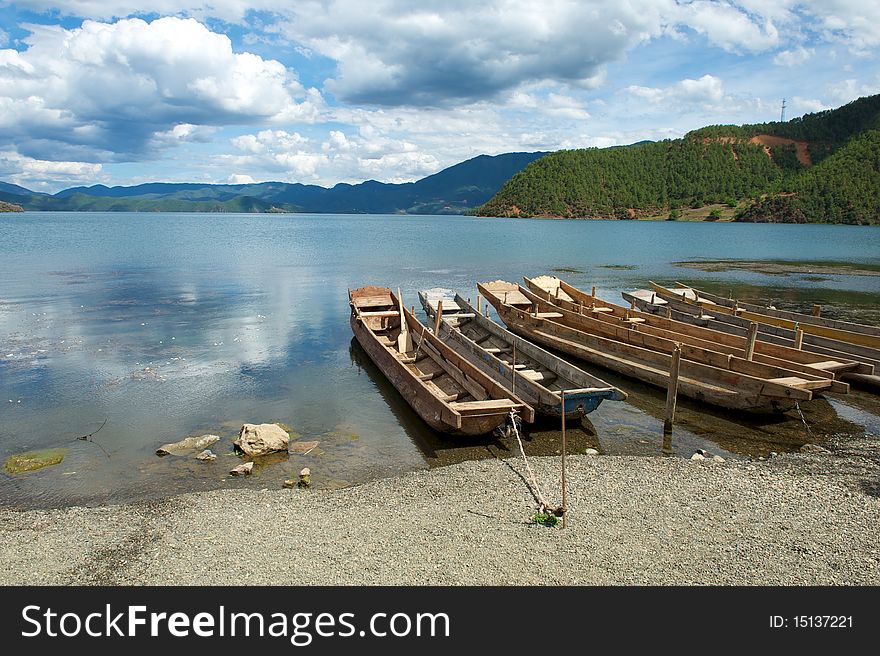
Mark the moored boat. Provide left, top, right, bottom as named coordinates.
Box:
left=349, top=285, right=534, bottom=436
left=636, top=283, right=880, bottom=391
left=651, top=282, right=880, bottom=349
left=676, top=282, right=880, bottom=338
left=427, top=291, right=626, bottom=419
left=525, top=275, right=857, bottom=388
left=418, top=287, right=474, bottom=327
left=478, top=279, right=835, bottom=412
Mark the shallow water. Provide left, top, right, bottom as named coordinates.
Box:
left=1, top=212, right=878, bottom=507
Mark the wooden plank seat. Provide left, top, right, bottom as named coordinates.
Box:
left=535, top=311, right=564, bottom=319
left=360, top=310, right=400, bottom=317
left=450, top=399, right=519, bottom=413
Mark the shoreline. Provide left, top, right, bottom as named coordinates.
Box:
left=2, top=442, right=878, bottom=585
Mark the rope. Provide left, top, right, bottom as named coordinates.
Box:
left=794, top=401, right=814, bottom=440
left=507, top=409, right=556, bottom=513
left=410, top=322, right=429, bottom=360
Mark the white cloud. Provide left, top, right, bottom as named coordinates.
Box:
left=790, top=96, right=830, bottom=114
left=827, top=78, right=880, bottom=104
left=0, top=149, right=103, bottom=189
left=0, top=17, right=322, bottom=162
left=674, top=1, right=780, bottom=53
left=227, top=173, right=255, bottom=184
left=6, top=1, right=280, bottom=23
left=274, top=0, right=669, bottom=106
left=773, top=46, right=815, bottom=66
left=0, top=28, right=8, bottom=48
left=626, top=74, right=727, bottom=109
left=800, top=0, right=880, bottom=52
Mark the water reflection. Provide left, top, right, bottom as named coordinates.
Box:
left=0, top=213, right=877, bottom=508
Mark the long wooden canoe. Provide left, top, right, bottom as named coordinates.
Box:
left=478, top=279, right=831, bottom=412
left=651, top=282, right=880, bottom=349
left=349, top=286, right=533, bottom=436
left=525, top=275, right=856, bottom=390
left=422, top=289, right=626, bottom=419
left=677, top=282, right=880, bottom=338
left=636, top=283, right=880, bottom=391
left=418, top=287, right=475, bottom=327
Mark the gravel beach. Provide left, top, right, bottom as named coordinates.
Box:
left=1, top=443, right=878, bottom=586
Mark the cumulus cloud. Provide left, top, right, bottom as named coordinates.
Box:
left=226, top=125, right=443, bottom=185
left=827, top=78, right=880, bottom=104
left=799, top=0, right=880, bottom=52
left=0, top=17, right=322, bottom=162
left=672, top=1, right=780, bottom=53
left=5, top=1, right=280, bottom=23
left=273, top=0, right=668, bottom=106
left=626, top=74, right=727, bottom=110
left=773, top=46, right=815, bottom=66
left=0, top=149, right=103, bottom=190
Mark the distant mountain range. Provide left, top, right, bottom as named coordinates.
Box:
left=477, top=94, right=880, bottom=224
left=0, top=152, right=546, bottom=214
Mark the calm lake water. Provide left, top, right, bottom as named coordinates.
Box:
left=1, top=212, right=879, bottom=508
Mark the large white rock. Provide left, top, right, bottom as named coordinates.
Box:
left=234, top=423, right=290, bottom=457
left=156, top=434, right=220, bottom=456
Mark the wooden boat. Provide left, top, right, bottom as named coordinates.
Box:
left=422, top=290, right=626, bottom=419
left=349, top=286, right=534, bottom=436
left=418, top=287, right=474, bottom=327
left=652, top=282, right=880, bottom=349
left=635, top=283, right=880, bottom=390
left=525, top=275, right=857, bottom=388
left=677, top=282, right=880, bottom=339
left=478, top=280, right=834, bottom=412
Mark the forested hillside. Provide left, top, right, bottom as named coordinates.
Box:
left=477, top=95, right=880, bottom=224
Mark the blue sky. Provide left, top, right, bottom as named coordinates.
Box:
left=0, top=1, right=878, bottom=192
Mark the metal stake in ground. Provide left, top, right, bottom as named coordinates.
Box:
left=561, top=390, right=567, bottom=528
left=664, top=345, right=682, bottom=434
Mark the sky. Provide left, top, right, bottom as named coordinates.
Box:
left=0, top=1, right=878, bottom=193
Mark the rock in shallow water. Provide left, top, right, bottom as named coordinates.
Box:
left=195, top=449, right=216, bottom=461
left=290, top=440, right=319, bottom=454
left=230, top=462, right=253, bottom=476
left=234, top=423, right=289, bottom=456
left=156, top=434, right=220, bottom=456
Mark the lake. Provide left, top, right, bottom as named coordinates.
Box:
left=1, top=212, right=879, bottom=508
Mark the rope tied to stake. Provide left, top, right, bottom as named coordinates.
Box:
left=507, top=409, right=560, bottom=515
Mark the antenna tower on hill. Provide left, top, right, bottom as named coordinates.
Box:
left=780, top=98, right=787, bottom=122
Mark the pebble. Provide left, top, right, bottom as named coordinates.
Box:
left=1, top=445, right=878, bottom=586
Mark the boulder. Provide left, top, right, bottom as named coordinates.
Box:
left=234, top=423, right=289, bottom=457
left=712, top=455, right=726, bottom=463
left=195, top=449, right=216, bottom=461
left=157, top=434, right=220, bottom=456
left=799, top=443, right=830, bottom=454
left=690, top=453, right=705, bottom=461
left=584, top=448, right=599, bottom=456
left=298, top=467, right=311, bottom=488
left=230, top=462, right=253, bottom=476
